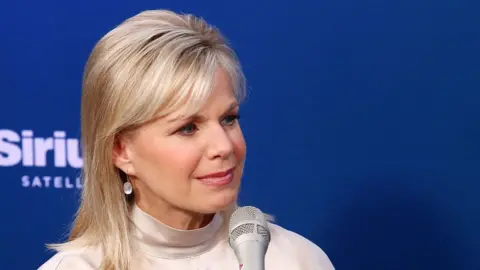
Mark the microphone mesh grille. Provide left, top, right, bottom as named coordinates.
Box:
left=229, top=206, right=264, bottom=228
left=229, top=206, right=271, bottom=244
left=257, top=224, right=271, bottom=243
left=230, top=223, right=255, bottom=241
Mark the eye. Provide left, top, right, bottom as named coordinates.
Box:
left=221, top=114, right=240, bottom=126
left=176, top=122, right=198, bottom=136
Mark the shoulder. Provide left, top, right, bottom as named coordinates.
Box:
left=38, top=247, right=101, bottom=270
left=266, top=222, right=335, bottom=270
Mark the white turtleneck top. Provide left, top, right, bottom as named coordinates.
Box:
left=39, top=205, right=334, bottom=269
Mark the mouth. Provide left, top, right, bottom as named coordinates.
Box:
left=196, top=168, right=235, bottom=186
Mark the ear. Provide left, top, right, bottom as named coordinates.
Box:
left=113, top=135, right=136, bottom=176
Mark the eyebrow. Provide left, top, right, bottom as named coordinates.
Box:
left=167, top=102, right=239, bottom=123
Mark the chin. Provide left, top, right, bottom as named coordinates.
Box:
left=199, top=190, right=238, bottom=214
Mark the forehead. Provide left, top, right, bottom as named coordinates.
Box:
left=202, top=70, right=236, bottom=107
left=165, top=69, right=238, bottom=120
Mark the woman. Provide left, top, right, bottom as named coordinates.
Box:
left=39, top=9, right=334, bottom=270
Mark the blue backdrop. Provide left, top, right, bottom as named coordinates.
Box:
left=1, top=0, right=479, bottom=269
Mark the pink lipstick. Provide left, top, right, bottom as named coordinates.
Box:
left=196, top=168, right=234, bottom=186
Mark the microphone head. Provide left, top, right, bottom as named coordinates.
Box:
left=228, top=206, right=271, bottom=249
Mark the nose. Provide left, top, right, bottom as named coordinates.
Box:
left=206, top=124, right=234, bottom=160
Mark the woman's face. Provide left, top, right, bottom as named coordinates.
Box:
left=114, top=68, right=246, bottom=218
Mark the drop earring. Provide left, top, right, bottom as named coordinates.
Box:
left=124, top=170, right=133, bottom=195
left=123, top=181, right=133, bottom=195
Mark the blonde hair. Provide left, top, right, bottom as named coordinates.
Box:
left=49, top=9, right=246, bottom=269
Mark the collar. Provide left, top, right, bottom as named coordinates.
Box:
left=129, top=204, right=224, bottom=259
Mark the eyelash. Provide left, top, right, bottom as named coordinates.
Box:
left=176, top=114, right=241, bottom=136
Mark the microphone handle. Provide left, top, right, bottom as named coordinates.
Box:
left=234, top=241, right=267, bottom=270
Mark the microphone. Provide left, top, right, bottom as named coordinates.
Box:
left=228, top=206, right=271, bottom=270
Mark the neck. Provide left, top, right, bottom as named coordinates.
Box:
left=134, top=198, right=214, bottom=230
left=129, top=203, right=225, bottom=259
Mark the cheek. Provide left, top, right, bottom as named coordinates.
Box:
left=231, top=128, right=246, bottom=161
left=135, top=139, right=202, bottom=179
left=156, top=144, right=202, bottom=176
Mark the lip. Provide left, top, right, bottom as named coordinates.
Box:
left=197, top=168, right=235, bottom=179
left=196, top=167, right=235, bottom=186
